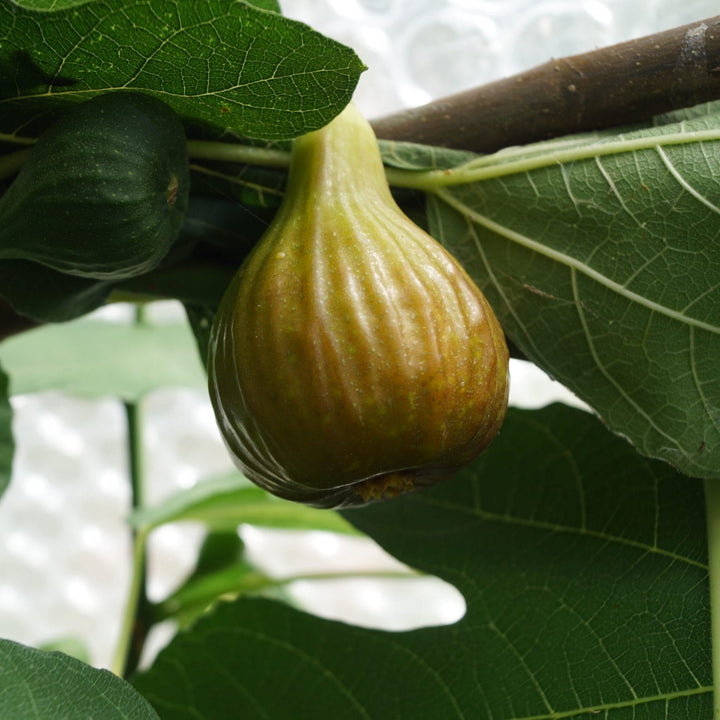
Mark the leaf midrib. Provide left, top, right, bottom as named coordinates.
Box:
left=386, top=128, right=720, bottom=190
left=409, top=495, right=707, bottom=570
left=435, top=188, right=720, bottom=336
left=503, top=684, right=711, bottom=720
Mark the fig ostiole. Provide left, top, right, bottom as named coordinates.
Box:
left=209, top=102, right=509, bottom=508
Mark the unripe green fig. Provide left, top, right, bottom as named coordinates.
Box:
left=209, top=103, right=509, bottom=508
left=0, top=92, right=189, bottom=280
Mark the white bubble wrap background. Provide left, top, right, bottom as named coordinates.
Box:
left=0, top=0, right=716, bottom=670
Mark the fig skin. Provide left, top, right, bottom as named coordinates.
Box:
left=0, top=92, right=189, bottom=280
left=209, top=102, right=509, bottom=508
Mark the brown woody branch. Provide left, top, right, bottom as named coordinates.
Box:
left=371, top=15, right=720, bottom=153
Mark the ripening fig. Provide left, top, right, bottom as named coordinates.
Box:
left=208, top=102, right=509, bottom=508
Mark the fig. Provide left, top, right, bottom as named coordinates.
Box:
left=209, top=103, right=509, bottom=508
left=0, top=92, right=189, bottom=280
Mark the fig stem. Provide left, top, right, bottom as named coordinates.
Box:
left=705, top=478, right=720, bottom=718
left=111, top=399, right=151, bottom=679
left=187, top=140, right=290, bottom=168
left=111, top=525, right=149, bottom=677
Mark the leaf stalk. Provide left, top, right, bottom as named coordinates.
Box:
left=187, top=140, right=290, bottom=168
left=111, top=399, right=151, bottom=678
left=705, top=478, right=720, bottom=719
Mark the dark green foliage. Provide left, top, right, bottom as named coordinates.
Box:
left=0, top=259, right=113, bottom=322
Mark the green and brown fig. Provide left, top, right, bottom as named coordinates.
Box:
left=209, top=102, right=509, bottom=508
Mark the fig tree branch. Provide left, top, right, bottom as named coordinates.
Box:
left=371, top=15, right=720, bottom=153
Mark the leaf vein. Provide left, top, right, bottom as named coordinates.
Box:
left=410, top=493, right=707, bottom=570
left=434, top=189, right=720, bottom=336
left=655, top=144, right=720, bottom=215
left=689, top=325, right=720, bottom=435
left=503, top=684, right=711, bottom=719
left=570, top=267, right=686, bottom=458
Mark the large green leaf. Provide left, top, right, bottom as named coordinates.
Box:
left=10, top=0, right=281, bottom=8
left=0, top=639, right=159, bottom=719
left=7, top=0, right=282, bottom=16
left=0, top=0, right=364, bottom=139
left=0, top=314, right=205, bottom=399
left=413, top=112, right=720, bottom=479
left=132, top=405, right=712, bottom=718
left=7, top=0, right=94, bottom=9
left=129, top=470, right=356, bottom=535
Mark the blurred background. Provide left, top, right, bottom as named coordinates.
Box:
left=0, top=0, right=716, bottom=670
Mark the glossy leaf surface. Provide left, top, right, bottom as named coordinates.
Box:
left=133, top=405, right=711, bottom=719
left=411, top=110, right=720, bottom=478
left=0, top=0, right=363, bottom=139
left=0, top=639, right=159, bottom=719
